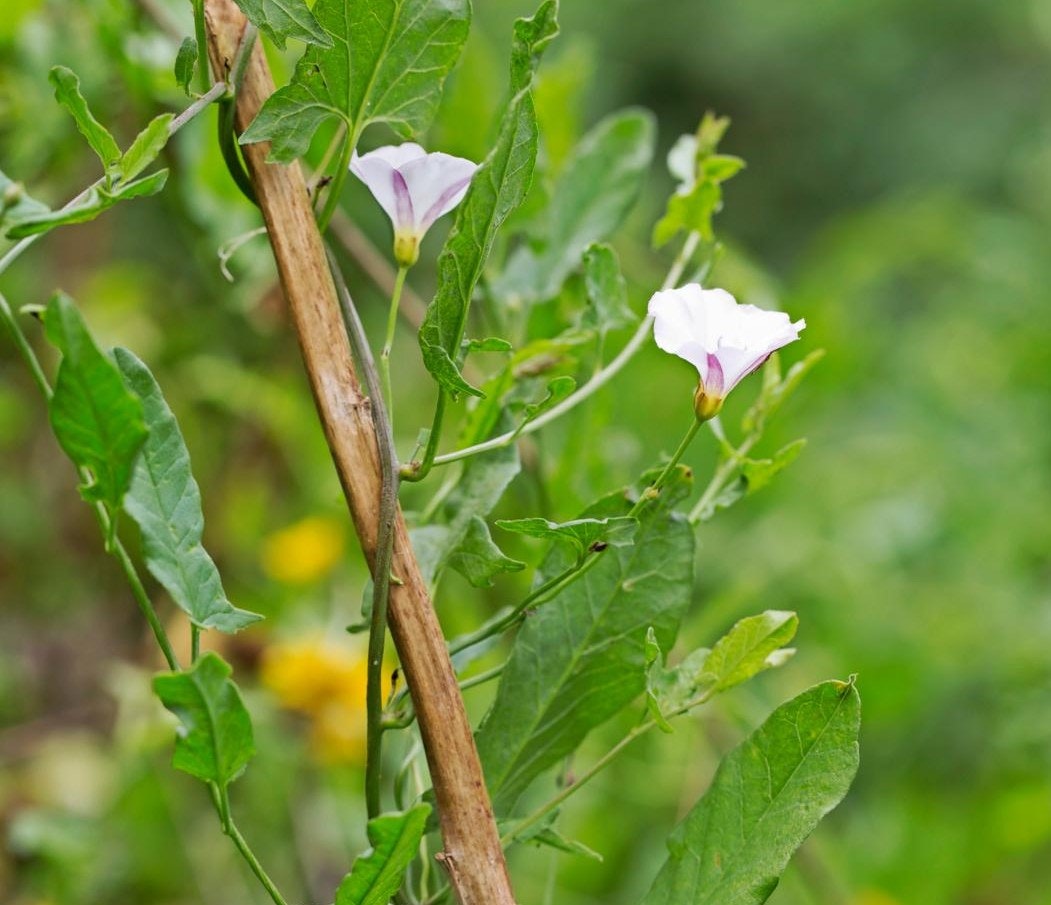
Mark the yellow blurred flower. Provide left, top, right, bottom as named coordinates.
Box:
left=260, top=635, right=386, bottom=765
left=261, top=515, right=345, bottom=585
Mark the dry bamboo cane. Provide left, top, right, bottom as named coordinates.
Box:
left=202, top=4, right=516, bottom=903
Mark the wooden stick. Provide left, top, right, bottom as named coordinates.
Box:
left=202, top=5, right=516, bottom=903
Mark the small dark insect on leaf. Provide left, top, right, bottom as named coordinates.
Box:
left=589, top=540, right=609, bottom=553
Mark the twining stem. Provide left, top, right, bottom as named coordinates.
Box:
left=0, top=294, right=181, bottom=672
left=424, top=231, right=703, bottom=470
left=326, top=247, right=399, bottom=821
left=219, top=785, right=289, bottom=905
left=501, top=687, right=716, bottom=847
left=192, top=0, right=211, bottom=94
left=204, top=7, right=517, bottom=900
left=401, top=389, right=447, bottom=481
left=0, top=80, right=228, bottom=279
left=381, top=265, right=408, bottom=426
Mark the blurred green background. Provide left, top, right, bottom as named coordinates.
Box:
left=2, top=1, right=1051, bottom=904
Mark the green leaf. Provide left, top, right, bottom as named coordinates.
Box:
left=153, top=652, right=255, bottom=787
left=496, top=515, right=638, bottom=563
left=5, top=191, right=107, bottom=239
left=477, top=466, right=695, bottom=813
left=6, top=171, right=169, bottom=240
left=240, top=0, right=470, bottom=162
left=417, top=1, right=559, bottom=398
left=233, top=0, right=332, bottom=50
left=447, top=515, right=525, bottom=588
left=174, top=37, right=198, bottom=95
left=640, top=680, right=861, bottom=905
left=653, top=112, right=743, bottom=249
left=494, top=109, right=656, bottom=303
left=0, top=169, right=50, bottom=231
left=521, top=374, right=575, bottom=422
left=335, top=805, right=431, bottom=905
left=49, top=66, right=121, bottom=173
left=464, top=337, right=513, bottom=354
left=697, top=440, right=807, bottom=522
left=645, top=630, right=711, bottom=733
left=502, top=813, right=603, bottom=861
left=652, top=180, right=720, bottom=247
left=581, top=243, right=636, bottom=336
left=103, top=169, right=170, bottom=201
left=415, top=439, right=521, bottom=585
left=700, top=611, right=798, bottom=693
left=114, top=349, right=262, bottom=633
left=119, top=114, right=173, bottom=182
left=43, top=293, right=147, bottom=519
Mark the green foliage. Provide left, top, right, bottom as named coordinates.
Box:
left=496, top=515, right=638, bottom=564
left=518, top=374, right=575, bottom=423
left=697, top=439, right=807, bottom=522
left=701, top=610, right=798, bottom=692
left=417, top=1, right=559, bottom=398
left=0, top=169, right=49, bottom=232
left=153, top=652, right=255, bottom=788
left=5, top=78, right=172, bottom=240
left=119, top=115, right=174, bottom=183
left=645, top=611, right=797, bottom=731
left=641, top=680, right=861, bottom=905
left=476, top=466, right=695, bottom=813
left=48, top=65, right=121, bottom=175
left=446, top=515, right=525, bottom=588
left=114, top=349, right=262, bottom=632
left=335, top=805, right=431, bottom=905
left=741, top=349, right=824, bottom=434
left=653, top=112, right=744, bottom=248
left=232, top=0, right=332, bottom=50
left=495, top=109, right=656, bottom=303
left=42, top=293, right=147, bottom=525
left=174, top=37, right=198, bottom=95
left=581, top=243, right=636, bottom=336
left=412, top=440, right=521, bottom=585
left=240, top=0, right=470, bottom=162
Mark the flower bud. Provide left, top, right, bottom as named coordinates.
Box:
left=393, top=231, right=421, bottom=268
left=693, top=382, right=724, bottom=422
left=2, top=180, right=24, bottom=212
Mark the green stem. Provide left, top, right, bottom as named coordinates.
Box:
left=316, top=129, right=354, bottom=233
left=192, top=0, right=210, bottom=95
left=401, top=390, right=447, bottom=482
left=626, top=417, right=702, bottom=519
left=447, top=564, right=581, bottom=657
left=501, top=688, right=715, bottom=847
left=219, top=786, right=290, bottom=905
left=687, top=429, right=760, bottom=524
left=191, top=625, right=201, bottom=663
left=325, top=246, right=399, bottom=820
left=424, top=231, right=703, bottom=470
left=381, top=266, right=408, bottom=426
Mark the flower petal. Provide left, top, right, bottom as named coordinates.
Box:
left=349, top=153, right=403, bottom=229
left=398, top=151, right=478, bottom=233
left=648, top=283, right=805, bottom=398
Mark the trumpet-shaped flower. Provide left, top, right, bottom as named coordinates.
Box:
left=350, top=143, right=477, bottom=267
left=648, top=284, right=805, bottom=419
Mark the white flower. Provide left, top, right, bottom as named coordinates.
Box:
left=647, top=284, right=805, bottom=419
left=350, top=143, right=478, bottom=267
left=667, top=133, right=699, bottom=190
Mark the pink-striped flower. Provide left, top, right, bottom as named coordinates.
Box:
left=648, top=284, right=805, bottom=419
left=350, top=143, right=477, bottom=267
